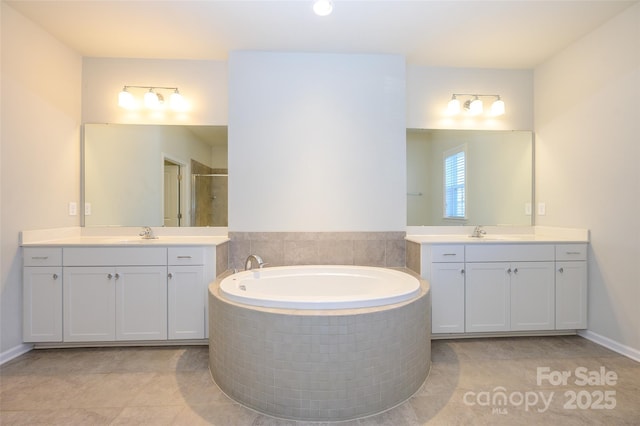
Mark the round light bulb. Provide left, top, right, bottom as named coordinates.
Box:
left=170, top=90, right=187, bottom=111
left=144, top=90, right=160, bottom=108
left=313, top=0, right=333, bottom=16
left=491, top=98, right=505, bottom=116
left=469, top=97, right=483, bottom=115
left=118, top=88, right=135, bottom=109
left=447, top=97, right=461, bottom=114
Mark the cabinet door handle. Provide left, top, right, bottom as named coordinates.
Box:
left=52, top=273, right=58, bottom=280
left=558, top=267, right=564, bottom=273
left=177, top=255, right=192, bottom=259
left=168, top=273, right=173, bottom=279
left=507, top=268, right=512, bottom=274
left=513, top=268, right=518, bottom=274
left=107, top=273, right=113, bottom=279
left=460, top=269, right=465, bottom=275
left=566, top=251, right=581, bottom=255
left=443, top=253, right=457, bottom=257
left=114, top=273, right=120, bottom=280
left=31, top=256, right=49, bottom=260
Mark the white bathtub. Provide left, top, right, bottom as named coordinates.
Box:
left=219, top=265, right=421, bottom=309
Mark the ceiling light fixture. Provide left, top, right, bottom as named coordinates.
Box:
left=118, top=85, right=187, bottom=111
left=448, top=93, right=505, bottom=116
left=313, top=0, right=333, bottom=16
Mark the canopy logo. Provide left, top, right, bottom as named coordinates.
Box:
left=462, top=366, right=618, bottom=415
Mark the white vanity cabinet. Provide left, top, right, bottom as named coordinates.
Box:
left=465, top=245, right=555, bottom=333
left=426, top=245, right=465, bottom=333
left=167, top=247, right=208, bottom=340
left=63, top=247, right=168, bottom=342
left=555, top=244, right=588, bottom=329
left=22, top=231, right=225, bottom=346
left=23, top=248, right=63, bottom=342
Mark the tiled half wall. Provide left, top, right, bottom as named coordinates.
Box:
left=228, top=232, right=406, bottom=270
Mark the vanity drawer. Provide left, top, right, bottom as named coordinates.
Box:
left=63, top=247, right=167, bottom=266
left=23, top=248, right=62, bottom=266
left=431, top=245, right=465, bottom=262
left=465, top=244, right=555, bottom=262
left=168, top=247, right=204, bottom=265
left=555, top=244, right=587, bottom=261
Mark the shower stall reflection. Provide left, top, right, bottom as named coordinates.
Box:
left=191, top=172, right=228, bottom=227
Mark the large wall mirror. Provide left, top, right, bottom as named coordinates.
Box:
left=407, top=129, right=533, bottom=226
left=83, top=123, right=228, bottom=227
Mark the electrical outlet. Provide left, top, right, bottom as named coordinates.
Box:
left=537, top=202, right=546, bottom=216
left=85, top=202, right=92, bottom=215
left=68, top=202, right=77, bottom=216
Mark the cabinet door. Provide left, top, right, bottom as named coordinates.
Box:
left=556, top=261, right=587, bottom=329
left=64, top=267, right=116, bottom=342
left=510, top=262, right=555, bottom=331
left=23, top=267, right=62, bottom=342
left=431, top=262, right=465, bottom=333
left=168, top=265, right=205, bottom=339
left=116, top=266, right=168, bottom=341
left=465, top=262, right=510, bottom=332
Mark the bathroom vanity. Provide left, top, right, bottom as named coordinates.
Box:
left=21, top=228, right=228, bottom=345
left=406, top=227, right=589, bottom=337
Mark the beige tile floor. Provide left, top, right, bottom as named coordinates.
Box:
left=1, top=336, right=638, bottom=425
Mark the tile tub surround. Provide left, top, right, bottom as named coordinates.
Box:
left=228, top=232, right=406, bottom=270
left=208, top=272, right=431, bottom=421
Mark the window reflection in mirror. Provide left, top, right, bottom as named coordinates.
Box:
left=83, top=124, right=227, bottom=227
left=407, top=129, right=532, bottom=226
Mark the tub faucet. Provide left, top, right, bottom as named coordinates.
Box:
left=471, top=225, right=486, bottom=238
left=139, top=226, right=157, bottom=239
left=245, top=254, right=266, bottom=271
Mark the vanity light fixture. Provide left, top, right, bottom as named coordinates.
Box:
left=448, top=93, right=505, bottom=116
left=118, top=85, right=186, bottom=111
left=313, top=0, right=333, bottom=16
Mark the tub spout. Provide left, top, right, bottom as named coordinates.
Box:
left=245, top=254, right=265, bottom=271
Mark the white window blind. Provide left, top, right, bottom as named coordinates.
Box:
left=444, top=146, right=466, bottom=219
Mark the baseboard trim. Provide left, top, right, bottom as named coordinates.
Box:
left=0, top=343, right=33, bottom=365
left=578, top=330, right=640, bottom=362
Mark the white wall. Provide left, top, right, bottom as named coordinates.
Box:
left=82, top=57, right=228, bottom=125
left=1, top=3, right=82, bottom=356
left=535, top=3, right=640, bottom=356
left=407, top=66, right=533, bottom=131
left=228, top=52, right=406, bottom=232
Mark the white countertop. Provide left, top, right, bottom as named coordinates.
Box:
left=405, top=226, right=589, bottom=244
left=20, top=227, right=230, bottom=247
left=22, top=236, right=230, bottom=247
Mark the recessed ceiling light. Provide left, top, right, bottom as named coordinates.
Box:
left=313, top=0, right=333, bottom=16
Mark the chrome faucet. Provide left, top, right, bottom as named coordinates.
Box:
left=471, top=225, right=486, bottom=238
left=245, top=254, right=266, bottom=270
left=139, top=226, right=157, bottom=239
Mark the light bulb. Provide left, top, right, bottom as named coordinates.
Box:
left=313, top=0, right=333, bottom=16
left=469, top=97, right=483, bottom=115
left=447, top=96, right=461, bottom=114
left=144, top=89, right=160, bottom=108
left=491, top=97, right=505, bottom=116
left=118, top=88, right=135, bottom=109
left=170, top=90, right=187, bottom=111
